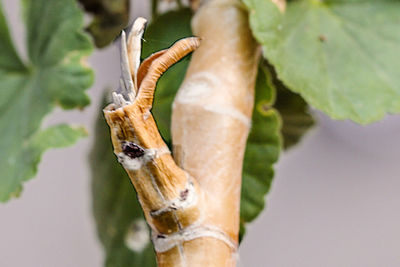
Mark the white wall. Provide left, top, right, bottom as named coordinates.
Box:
left=1, top=1, right=400, bottom=266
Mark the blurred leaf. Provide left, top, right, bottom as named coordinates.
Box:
left=79, top=0, right=129, bottom=48
left=239, top=65, right=282, bottom=241
left=0, top=3, right=24, bottom=71
left=0, top=0, right=93, bottom=202
left=239, top=64, right=314, bottom=240
left=90, top=96, right=156, bottom=267
left=244, top=0, right=400, bottom=124
left=276, top=87, right=314, bottom=149
left=267, top=63, right=314, bottom=149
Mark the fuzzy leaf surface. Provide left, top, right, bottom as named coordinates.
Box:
left=245, top=0, right=400, bottom=123
left=78, top=0, right=129, bottom=48
left=0, top=0, right=93, bottom=201
left=268, top=64, right=314, bottom=149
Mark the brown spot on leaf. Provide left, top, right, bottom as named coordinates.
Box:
left=262, top=103, right=271, bottom=112
left=318, top=35, right=326, bottom=42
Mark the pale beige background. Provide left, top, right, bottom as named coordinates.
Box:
left=1, top=1, right=400, bottom=266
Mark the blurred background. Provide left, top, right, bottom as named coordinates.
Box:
left=1, top=0, right=400, bottom=266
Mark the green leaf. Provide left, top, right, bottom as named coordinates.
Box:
left=239, top=65, right=282, bottom=241
left=0, top=0, right=93, bottom=202
left=239, top=64, right=313, bottom=239
left=0, top=4, right=24, bottom=71
left=78, top=0, right=130, bottom=48
left=90, top=96, right=156, bottom=267
left=244, top=0, right=400, bottom=124
left=275, top=86, right=314, bottom=149
left=266, top=63, right=314, bottom=149
left=6, top=125, right=87, bottom=200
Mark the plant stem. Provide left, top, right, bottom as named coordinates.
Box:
left=169, top=0, right=260, bottom=265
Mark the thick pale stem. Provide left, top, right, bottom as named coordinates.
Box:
left=169, top=0, right=260, bottom=266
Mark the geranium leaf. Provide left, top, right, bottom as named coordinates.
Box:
left=266, top=63, right=315, bottom=149
left=78, top=0, right=130, bottom=48
left=239, top=65, right=282, bottom=240
left=0, top=0, right=93, bottom=202
left=245, top=0, right=400, bottom=124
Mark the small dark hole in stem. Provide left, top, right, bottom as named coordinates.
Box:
left=122, top=142, right=145, bottom=158
left=180, top=189, right=189, bottom=200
